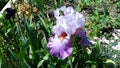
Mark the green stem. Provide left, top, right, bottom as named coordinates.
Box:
left=70, top=57, right=73, bottom=68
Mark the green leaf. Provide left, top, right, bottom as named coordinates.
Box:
left=23, top=59, right=31, bottom=68
left=19, top=40, right=29, bottom=60
left=37, top=60, right=44, bottom=68
left=37, top=54, right=49, bottom=68
left=43, top=54, right=49, bottom=60
left=90, top=39, right=101, bottom=60
left=0, top=48, right=2, bottom=68
left=38, top=15, right=50, bottom=42
left=103, top=59, right=116, bottom=68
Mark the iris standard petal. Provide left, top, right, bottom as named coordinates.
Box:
left=52, top=18, right=73, bottom=38
left=74, top=12, right=85, bottom=28
left=64, top=6, right=74, bottom=16
left=53, top=6, right=86, bottom=36
left=54, top=6, right=66, bottom=19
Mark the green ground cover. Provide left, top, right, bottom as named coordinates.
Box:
left=0, top=0, right=120, bottom=68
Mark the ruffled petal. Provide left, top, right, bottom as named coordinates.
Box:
left=65, top=7, right=74, bottom=16
left=47, top=36, right=73, bottom=60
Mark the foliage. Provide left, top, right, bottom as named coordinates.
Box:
left=0, top=0, right=120, bottom=68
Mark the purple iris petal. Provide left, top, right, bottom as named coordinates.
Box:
left=5, top=8, right=16, bottom=19
left=47, top=36, right=73, bottom=60
left=75, top=30, right=92, bottom=46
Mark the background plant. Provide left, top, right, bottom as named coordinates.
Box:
left=0, top=0, right=120, bottom=68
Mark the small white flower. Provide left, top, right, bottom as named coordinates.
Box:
left=111, top=46, right=118, bottom=50
left=111, top=43, right=120, bottom=51
left=115, top=29, right=120, bottom=33
left=101, top=37, right=110, bottom=44
left=112, top=33, right=119, bottom=40
left=118, top=42, right=120, bottom=45
left=94, top=37, right=99, bottom=40
left=114, top=29, right=120, bottom=37
left=110, top=40, right=115, bottom=43
left=90, top=40, right=97, bottom=44
left=112, top=54, right=117, bottom=58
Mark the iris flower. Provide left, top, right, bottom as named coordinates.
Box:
left=47, top=6, right=91, bottom=60
left=5, top=8, right=16, bottom=19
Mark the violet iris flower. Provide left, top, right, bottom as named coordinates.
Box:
left=5, top=8, right=16, bottom=19
left=47, top=6, right=91, bottom=60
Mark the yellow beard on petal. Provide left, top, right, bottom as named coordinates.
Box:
left=79, top=27, right=84, bottom=30
left=60, top=32, right=67, bottom=42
